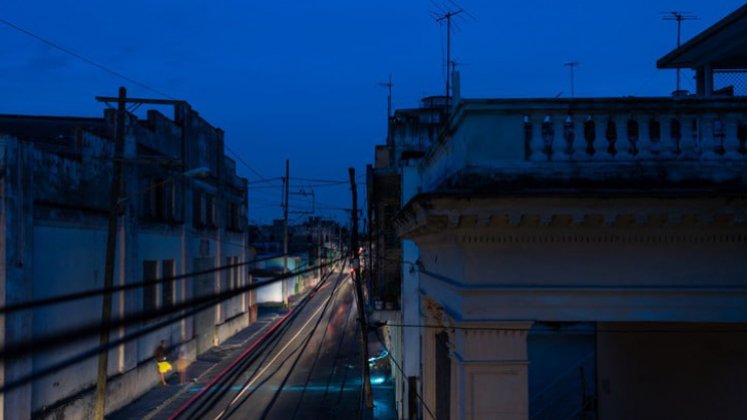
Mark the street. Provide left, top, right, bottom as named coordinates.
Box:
left=160, top=269, right=362, bottom=420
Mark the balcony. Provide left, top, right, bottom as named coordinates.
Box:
left=421, top=97, right=747, bottom=193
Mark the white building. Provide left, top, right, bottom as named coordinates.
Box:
left=0, top=98, right=252, bottom=419
left=378, top=4, right=747, bottom=419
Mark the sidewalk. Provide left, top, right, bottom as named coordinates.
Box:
left=108, top=307, right=283, bottom=420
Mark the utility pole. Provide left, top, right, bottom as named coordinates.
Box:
left=282, top=159, right=290, bottom=306
left=436, top=9, right=462, bottom=109
left=349, top=167, right=373, bottom=410
left=93, top=86, right=127, bottom=420
left=92, top=90, right=189, bottom=419
left=564, top=61, right=579, bottom=98
left=662, top=11, right=698, bottom=92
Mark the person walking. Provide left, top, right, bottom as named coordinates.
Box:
left=154, top=340, right=173, bottom=386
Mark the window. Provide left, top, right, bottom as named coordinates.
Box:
left=193, top=191, right=206, bottom=227
left=227, top=203, right=241, bottom=231
left=143, top=260, right=158, bottom=314
left=206, top=195, right=216, bottom=227
left=162, top=259, right=175, bottom=309
left=143, top=178, right=175, bottom=222
left=194, top=191, right=216, bottom=228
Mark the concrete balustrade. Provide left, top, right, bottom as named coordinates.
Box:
left=519, top=100, right=747, bottom=161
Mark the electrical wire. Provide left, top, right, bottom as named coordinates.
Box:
left=0, top=261, right=339, bottom=394
left=0, top=250, right=313, bottom=316
left=0, top=17, right=176, bottom=100
left=0, top=257, right=343, bottom=361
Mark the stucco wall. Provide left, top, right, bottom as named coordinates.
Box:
left=597, top=322, right=747, bottom=420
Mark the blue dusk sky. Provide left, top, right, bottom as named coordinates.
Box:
left=0, top=0, right=743, bottom=224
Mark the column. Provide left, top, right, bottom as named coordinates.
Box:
left=452, top=321, right=533, bottom=420
left=528, top=114, right=547, bottom=162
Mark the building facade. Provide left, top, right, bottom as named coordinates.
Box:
left=0, top=99, right=251, bottom=419
left=376, top=5, right=747, bottom=420
left=367, top=97, right=447, bottom=418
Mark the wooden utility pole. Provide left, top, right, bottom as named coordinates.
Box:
left=93, top=86, right=127, bottom=420
left=349, top=168, right=373, bottom=409
left=282, top=159, right=290, bottom=306
left=92, top=90, right=187, bottom=419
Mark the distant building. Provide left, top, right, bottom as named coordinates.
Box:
left=373, top=5, right=747, bottom=420
left=251, top=216, right=344, bottom=305
left=0, top=100, right=250, bottom=418
left=367, top=96, right=447, bottom=418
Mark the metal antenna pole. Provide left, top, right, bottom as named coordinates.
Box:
left=378, top=74, right=394, bottom=143
left=662, top=11, right=698, bottom=93
left=436, top=9, right=462, bottom=109
left=564, top=61, right=579, bottom=98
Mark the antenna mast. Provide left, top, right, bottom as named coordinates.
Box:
left=436, top=8, right=462, bottom=109
left=564, top=61, right=579, bottom=98
left=662, top=11, right=698, bottom=92
left=378, top=73, right=393, bottom=119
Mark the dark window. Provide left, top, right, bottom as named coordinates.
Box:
left=227, top=203, right=241, bottom=231
left=206, top=195, right=215, bottom=227
left=162, top=259, right=175, bottom=309
left=193, top=191, right=206, bottom=227
left=153, top=178, right=165, bottom=219
left=143, top=260, right=158, bottom=313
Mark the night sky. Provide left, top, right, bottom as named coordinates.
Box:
left=1, top=0, right=743, bottom=223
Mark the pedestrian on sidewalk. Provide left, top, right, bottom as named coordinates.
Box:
left=154, top=340, right=173, bottom=386
left=176, top=344, right=188, bottom=384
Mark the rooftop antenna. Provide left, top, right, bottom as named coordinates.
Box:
left=434, top=4, right=465, bottom=110
left=564, top=61, right=579, bottom=98
left=661, top=11, right=698, bottom=92
left=377, top=73, right=393, bottom=119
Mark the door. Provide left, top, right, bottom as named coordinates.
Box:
left=436, top=331, right=451, bottom=419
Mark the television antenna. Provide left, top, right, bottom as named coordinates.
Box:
left=661, top=11, right=699, bottom=92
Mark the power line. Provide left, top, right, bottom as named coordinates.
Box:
left=224, top=144, right=279, bottom=184
left=0, top=17, right=175, bottom=100
left=0, top=251, right=308, bottom=316
left=0, top=259, right=342, bottom=394
left=0, top=257, right=344, bottom=363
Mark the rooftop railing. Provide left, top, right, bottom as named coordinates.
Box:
left=522, top=98, right=747, bottom=161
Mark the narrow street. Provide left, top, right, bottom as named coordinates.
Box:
left=151, top=269, right=363, bottom=420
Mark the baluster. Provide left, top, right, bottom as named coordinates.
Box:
left=722, top=114, right=740, bottom=158
left=612, top=115, right=630, bottom=160
left=700, top=114, right=718, bottom=160
left=680, top=115, right=697, bottom=159
left=552, top=114, right=569, bottom=161
left=528, top=114, right=546, bottom=162
left=594, top=114, right=609, bottom=160
left=574, top=116, right=586, bottom=160
left=638, top=115, right=654, bottom=159
left=659, top=115, right=673, bottom=158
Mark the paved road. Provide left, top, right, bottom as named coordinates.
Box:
left=169, top=270, right=362, bottom=420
